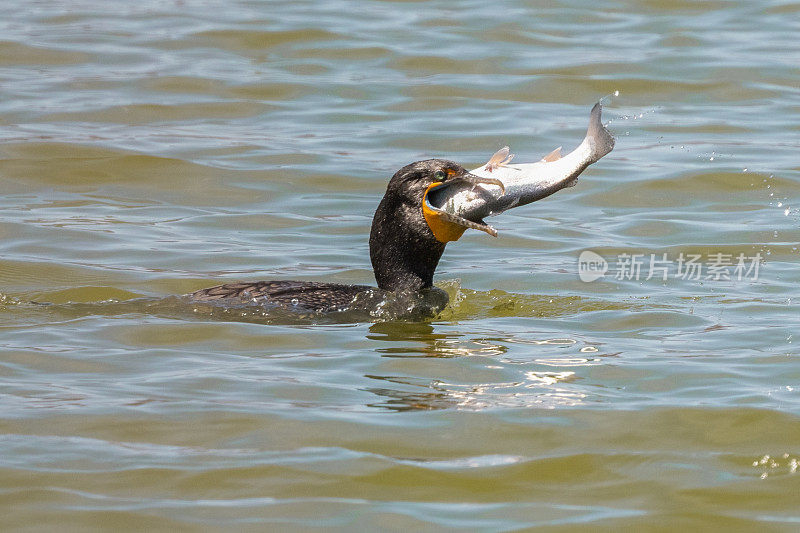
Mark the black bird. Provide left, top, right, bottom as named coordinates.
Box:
left=186, top=104, right=614, bottom=318
left=187, top=160, right=499, bottom=317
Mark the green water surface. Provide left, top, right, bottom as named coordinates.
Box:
left=1, top=0, right=798, bottom=530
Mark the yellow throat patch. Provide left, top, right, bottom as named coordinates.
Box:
left=422, top=181, right=467, bottom=243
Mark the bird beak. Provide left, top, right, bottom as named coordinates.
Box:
left=422, top=172, right=503, bottom=243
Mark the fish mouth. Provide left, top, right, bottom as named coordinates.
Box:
left=422, top=173, right=503, bottom=242
left=423, top=179, right=499, bottom=241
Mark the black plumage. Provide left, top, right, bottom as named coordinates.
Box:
left=188, top=281, right=373, bottom=312
left=187, top=160, right=466, bottom=315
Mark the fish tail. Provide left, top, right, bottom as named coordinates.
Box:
left=586, top=102, right=615, bottom=163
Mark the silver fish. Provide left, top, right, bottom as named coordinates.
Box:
left=425, top=103, right=614, bottom=236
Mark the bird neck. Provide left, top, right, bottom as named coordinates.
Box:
left=369, top=195, right=446, bottom=292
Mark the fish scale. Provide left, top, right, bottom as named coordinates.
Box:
left=426, top=103, right=615, bottom=227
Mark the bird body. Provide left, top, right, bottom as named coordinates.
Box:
left=187, top=104, right=614, bottom=318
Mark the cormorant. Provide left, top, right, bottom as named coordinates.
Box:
left=187, top=160, right=496, bottom=316
left=186, top=104, right=614, bottom=318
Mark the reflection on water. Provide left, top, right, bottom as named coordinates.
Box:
left=0, top=285, right=734, bottom=417
left=752, top=453, right=799, bottom=479
left=365, top=324, right=609, bottom=411
left=366, top=370, right=586, bottom=412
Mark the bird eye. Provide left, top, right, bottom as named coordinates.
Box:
left=434, top=170, right=446, bottom=181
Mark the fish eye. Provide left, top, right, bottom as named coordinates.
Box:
left=433, top=170, right=446, bottom=181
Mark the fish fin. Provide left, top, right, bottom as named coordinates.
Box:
left=484, top=146, right=514, bottom=172
left=541, top=147, right=562, bottom=162
left=586, top=102, right=615, bottom=163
